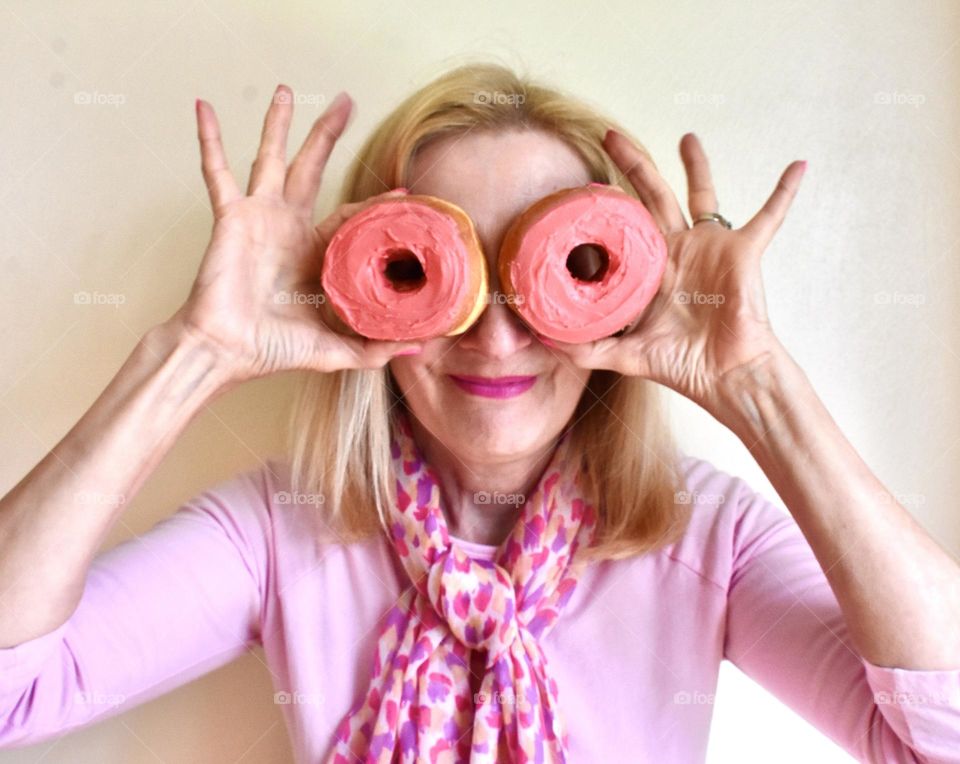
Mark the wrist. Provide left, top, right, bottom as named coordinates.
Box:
left=143, top=317, right=241, bottom=398
left=709, top=342, right=810, bottom=443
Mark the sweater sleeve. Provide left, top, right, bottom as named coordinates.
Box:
left=723, top=478, right=960, bottom=763
left=0, top=461, right=275, bottom=749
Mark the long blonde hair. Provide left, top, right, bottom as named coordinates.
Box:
left=287, top=60, right=691, bottom=561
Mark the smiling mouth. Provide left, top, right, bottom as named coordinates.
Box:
left=447, top=374, right=538, bottom=399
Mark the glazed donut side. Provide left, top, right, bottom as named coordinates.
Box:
left=321, top=195, right=488, bottom=341
left=427, top=196, right=489, bottom=336
left=498, top=184, right=668, bottom=343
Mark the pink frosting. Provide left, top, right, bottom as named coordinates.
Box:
left=320, top=198, right=483, bottom=341
left=502, top=186, right=667, bottom=343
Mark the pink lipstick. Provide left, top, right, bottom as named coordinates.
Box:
left=448, top=374, right=537, bottom=399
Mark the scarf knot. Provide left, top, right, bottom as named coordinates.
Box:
left=426, top=547, right=519, bottom=662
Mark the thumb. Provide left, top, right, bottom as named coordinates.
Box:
left=336, top=338, right=423, bottom=371
left=535, top=334, right=598, bottom=364
left=294, top=326, right=423, bottom=374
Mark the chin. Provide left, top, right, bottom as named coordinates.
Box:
left=427, top=406, right=543, bottom=453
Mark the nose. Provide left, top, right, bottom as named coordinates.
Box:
left=454, top=228, right=534, bottom=358
left=456, top=243, right=534, bottom=357
left=456, top=298, right=533, bottom=358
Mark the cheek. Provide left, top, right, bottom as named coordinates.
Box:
left=387, top=341, right=448, bottom=391
left=530, top=364, right=590, bottom=412
left=551, top=363, right=592, bottom=393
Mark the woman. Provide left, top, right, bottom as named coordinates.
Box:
left=0, top=63, right=958, bottom=763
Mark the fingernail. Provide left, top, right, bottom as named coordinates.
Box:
left=603, top=128, right=617, bottom=143
left=798, top=160, right=808, bottom=173
left=194, top=98, right=201, bottom=113
left=329, top=91, right=349, bottom=109
left=393, top=187, right=410, bottom=194
left=539, top=335, right=559, bottom=348
left=394, top=346, right=422, bottom=356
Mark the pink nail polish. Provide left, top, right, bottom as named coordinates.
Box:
left=539, top=336, right=559, bottom=348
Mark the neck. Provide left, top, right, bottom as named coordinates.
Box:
left=408, top=417, right=558, bottom=547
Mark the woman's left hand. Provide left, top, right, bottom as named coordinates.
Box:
left=540, top=130, right=807, bottom=416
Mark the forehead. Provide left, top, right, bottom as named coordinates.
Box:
left=406, top=128, right=593, bottom=240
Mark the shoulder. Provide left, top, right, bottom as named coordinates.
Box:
left=194, top=454, right=329, bottom=543
left=234, top=454, right=384, bottom=559
left=651, top=451, right=795, bottom=591
left=163, top=456, right=288, bottom=564
left=166, top=455, right=375, bottom=583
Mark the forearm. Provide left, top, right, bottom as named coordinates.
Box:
left=713, top=344, right=960, bottom=669
left=0, top=319, right=235, bottom=647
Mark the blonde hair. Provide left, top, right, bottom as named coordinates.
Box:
left=287, top=60, right=691, bottom=561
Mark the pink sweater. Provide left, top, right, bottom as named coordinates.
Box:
left=1, top=454, right=958, bottom=762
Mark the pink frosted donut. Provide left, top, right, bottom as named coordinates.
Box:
left=498, top=184, right=668, bottom=343
left=321, top=195, right=488, bottom=341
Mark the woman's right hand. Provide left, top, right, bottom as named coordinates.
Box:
left=166, top=84, right=423, bottom=383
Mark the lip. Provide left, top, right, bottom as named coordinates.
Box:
left=448, top=374, right=537, bottom=399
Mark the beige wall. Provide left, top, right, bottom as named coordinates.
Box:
left=1, top=1, right=957, bottom=761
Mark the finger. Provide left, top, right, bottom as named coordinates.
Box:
left=741, top=160, right=807, bottom=247
left=196, top=99, right=241, bottom=213
left=307, top=332, right=423, bottom=373
left=536, top=334, right=608, bottom=367
left=603, top=129, right=688, bottom=233
left=679, top=133, right=719, bottom=220
left=248, top=84, right=295, bottom=196
left=284, top=91, right=354, bottom=212
left=538, top=333, right=650, bottom=378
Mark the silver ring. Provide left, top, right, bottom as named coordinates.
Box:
left=693, top=212, right=732, bottom=230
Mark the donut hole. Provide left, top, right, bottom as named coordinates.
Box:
left=566, top=243, right=609, bottom=282
left=383, top=249, right=426, bottom=292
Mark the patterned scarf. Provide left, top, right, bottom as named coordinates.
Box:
left=327, top=409, right=598, bottom=763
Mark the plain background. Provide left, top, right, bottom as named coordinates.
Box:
left=2, top=1, right=958, bottom=761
